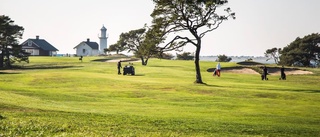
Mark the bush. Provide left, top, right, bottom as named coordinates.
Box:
left=216, top=54, right=232, bottom=62
left=176, top=52, right=194, bottom=60
left=157, top=52, right=174, bottom=60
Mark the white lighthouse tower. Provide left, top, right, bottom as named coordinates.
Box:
left=99, top=25, right=108, bottom=54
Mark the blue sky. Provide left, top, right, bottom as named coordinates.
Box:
left=1, top=0, right=320, bottom=56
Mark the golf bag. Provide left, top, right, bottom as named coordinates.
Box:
left=212, top=69, right=217, bottom=76
left=279, top=73, right=286, bottom=80
left=261, top=74, right=268, bottom=80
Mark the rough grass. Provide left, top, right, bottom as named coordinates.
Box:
left=0, top=56, right=319, bottom=136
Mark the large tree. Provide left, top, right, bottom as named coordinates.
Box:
left=265, top=47, right=281, bottom=64
left=0, top=15, right=26, bottom=68
left=151, top=0, right=235, bottom=83
left=113, top=25, right=163, bottom=66
left=279, top=33, right=320, bottom=67
left=115, top=28, right=148, bottom=65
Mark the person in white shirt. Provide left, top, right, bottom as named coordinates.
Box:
left=216, top=62, right=221, bottom=77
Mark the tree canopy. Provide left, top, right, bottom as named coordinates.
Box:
left=151, top=0, right=235, bottom=83
left=112, top=26, right=161, bottom=66
left=279, top=33, right=320, bottom=67
left=176, top=52, right=194, bottom=60
left=107, top=42, right=126, bottom=55
left=0, top=15, right=28, bottom=68
left=216, top=54, right=232, bottom=62
left=265, top=47, right=281, bottom=64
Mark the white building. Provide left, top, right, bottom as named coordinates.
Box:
left=74, top=38, right=99, bottom=56
left=99, top=25, right=108, bottom=53
left=74, top=25, right=108, bottom=56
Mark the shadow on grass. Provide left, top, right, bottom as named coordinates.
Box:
left=13, top=64, right=83, bottom=70
left=253, top=87, right=320, bottom=94
left=123, top=74, right=145, bottom=76
left=286, top=89, right=320, bottom=93
left=194, top=82, right=224, bottom=88
left=151, top=65, right=182, bottom=68
left=91, top=58, right=113, bottom=62
left=0, top=103, right=47, bottom=118
left=0, top=72, right=20, bottom=75
left=92, top=58, right=140, bottom=62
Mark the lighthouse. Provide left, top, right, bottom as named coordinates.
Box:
left=99, top=25, right=108, bottom=53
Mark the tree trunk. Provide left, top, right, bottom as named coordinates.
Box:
left=144, top=57, right=149, bottom=66
left=273, top=54, right=279, bottom=64
left=140, top=56, right=146, bottom=66
left=0, top=51, right=3, bottom=68
left=194, top=44, right=203, bottom=84
left=5, top=49, right=11, bottom=68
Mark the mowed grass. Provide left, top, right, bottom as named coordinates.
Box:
left=0, top=56, right=320, bottom=136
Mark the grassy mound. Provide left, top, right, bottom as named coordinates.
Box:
left=0, top=57, right=319, bottom=136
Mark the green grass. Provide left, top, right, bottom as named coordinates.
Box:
left=0, top=56, right=320, bottom=136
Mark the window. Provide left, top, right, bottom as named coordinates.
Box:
left=83, top=49, right=86, bottom=54
left=28, top=41, right=32, bottom=46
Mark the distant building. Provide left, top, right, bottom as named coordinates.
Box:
left=21, top=36, right=58, bottom=56
left=74, top=38, right=99, bottom=56
left=99, top=25, right=108, bottom=53
left=74, top=25, right=108, bottom=56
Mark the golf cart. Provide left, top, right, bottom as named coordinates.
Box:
left=123, top=65, right=135, bottom=75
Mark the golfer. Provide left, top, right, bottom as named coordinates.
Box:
left=262, top=66, right=268, bottom=80
left=117, top=60, right=122, bottom=75
left=216, top=62, right=221, bottom=77
left=280, top=66, right=286, bottom=80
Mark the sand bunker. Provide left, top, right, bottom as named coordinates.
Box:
left=207, top=67, right=259, bottom=74
left=223, top=68, right=259, bottom=74
left=268, top=69, right=313, bottom=75
left=207, top=67, right=313, bottom=75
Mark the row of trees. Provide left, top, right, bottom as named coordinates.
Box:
left=146, top=52, right=232, bottom=62
left=265, top=33, right=320, bottom=67
left=0, top=15, right=29, bottom=69
left=107, top=0, right=235, bottom=83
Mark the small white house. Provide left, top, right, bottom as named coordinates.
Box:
left=74, top=39, right=99, bottom=56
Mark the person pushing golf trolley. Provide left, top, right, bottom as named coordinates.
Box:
left=279, top=66, right=286, bottom=80
left=261, top=66, right=268, bottom=80
left=213, top=62, right=221, bottom=77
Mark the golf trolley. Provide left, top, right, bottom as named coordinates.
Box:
left=123, top=65, right=135, bottom=75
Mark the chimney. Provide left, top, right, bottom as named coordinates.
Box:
left=36, top=35, right=39, bottom=40
left=87, top=38, right=90, bottom=42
